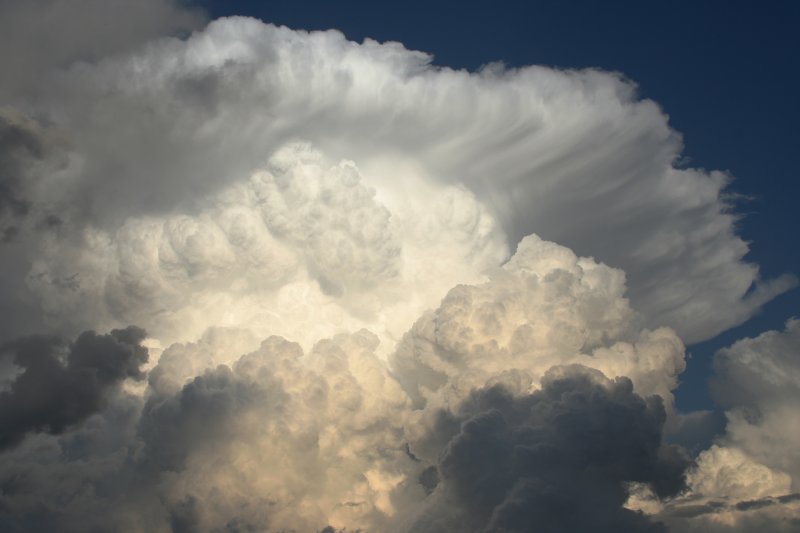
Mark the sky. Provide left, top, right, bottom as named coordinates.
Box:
left=0, top=1, right=798, bottom=532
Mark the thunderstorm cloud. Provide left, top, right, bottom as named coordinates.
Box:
left=0, top=2, right=797, bottom=532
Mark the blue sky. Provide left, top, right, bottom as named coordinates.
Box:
left=201, top=0, right=800, bottom=411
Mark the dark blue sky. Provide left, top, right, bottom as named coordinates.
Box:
left=197, top=0, right=799, bottom=411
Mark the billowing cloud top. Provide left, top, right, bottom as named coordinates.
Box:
left=0, top=4, right=797, bottom=533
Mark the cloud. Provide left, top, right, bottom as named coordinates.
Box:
left=406, top=365, right=689, bottom=533
left=23, top=142, right=507, bottom=350
left=0, top=110, right=39, bottom=236
left=0, top=0, right=205, bottom=101
left=0, top=326, right=148, bottom=450
left=0, top=10, right=795, bottom=533
left=634, top=321, right=800, bottom=531
left=0, top=231, right=691, bottom=532
left=0, top=107, right=81, bottom=341
left=0, top=108, right=71, bottom=241
left=391, top=234, right=686, bottom=415
left=0, top=328, right=411, bottom=532
left=137, top=330, right=417, bottom=532
left=687, top=446, right=792, bottom=503
left=709, top=319, right=800, bottom=485
left=2, top=16, right=789, bottom=345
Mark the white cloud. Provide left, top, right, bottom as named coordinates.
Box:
left=659, top=445, right=800, bottom=533
left=3, top=16, right=790, bottom=346
left=25, top=142, right=507, bottom=351
left=688, top=445, right=792, bottom=502
left=392, top=234, right=685, bottom=418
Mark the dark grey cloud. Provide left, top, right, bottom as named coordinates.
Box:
left=138, top=363, right=286, bottom=473
left=410, top=365, right=690, bottom=533
left=0, top=326, right=148, bottom=450
left=666, top=500, right=728, bottom=519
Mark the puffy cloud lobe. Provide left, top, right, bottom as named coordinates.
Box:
left=407, top=365, right=689, bottom=533
left=126, top=236, right=689, bottom=531
left=686, top=446, right=792, bottom=503
left=0, top=326, right=148, bottom=450
left=13, top=16, right=790, bottom=344
left=138, top=364, right=284, bottom=474
left=133, top=331, right=414, bottom=532
left=391, top=234, right=686, bottom=415
left=26, top=143, right=507, bottom=351
left=251, top=143, right=402, bottom=296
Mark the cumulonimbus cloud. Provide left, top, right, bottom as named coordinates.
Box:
left=0, top=5, right=796, bottom=532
